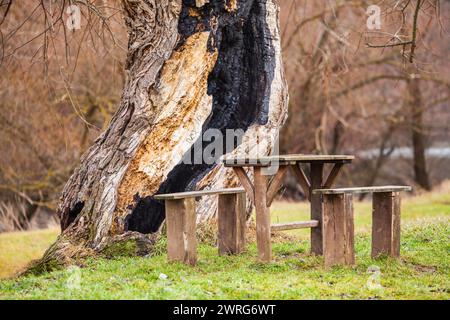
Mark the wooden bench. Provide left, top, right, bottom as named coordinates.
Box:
left=313, top=186, right=412, bottom=268
left=154, top=188, right=246, bottom=265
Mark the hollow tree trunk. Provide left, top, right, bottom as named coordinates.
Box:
left=35, top=0, right=288, bottom=270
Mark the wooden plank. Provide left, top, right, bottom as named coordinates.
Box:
left=155, top=187, right=245, bottom=200
left=372, top=192, right=401, bottom=258
left=313, top=186, right=412, bottom=195
left=372, top=192, right=394, bottom=258
left=310, top=162, right=324, bottom=255
left=236, top=192, right=247, bottom=255
left=344, top=194, right=356, bottom=265
left=254, top=166, right=271, bottom=263
left=232, top=167, right=255, bottom=203
left=290, top=164, right=311, bottom=201
left=323, top=194, right=338, bottom=267
left=323, top=163, right=344, bottom=188
left=266, top=165, right=289, bottom=206
left=275, top=154, right=354, bottom=162
left=392, top=193, right=401, bottom=258
left=165, top=198, right=197, bottom=265
left=218, top=193, right=246, bottom=255
left=271, top=220, right=319, bottom=231
left=218, top=193, right=235, bottom=255
left=165, top=199, right=184, bottom=262
left=323, top=194, right=355, bottom=267
left=223, top=154, right=355, bottom=167
left=183, top=198, right=197, bottom=266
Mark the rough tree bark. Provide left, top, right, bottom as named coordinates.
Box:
left=34, top=0, right=288, bottom=271
left=407, top=74, right=430, bottom=191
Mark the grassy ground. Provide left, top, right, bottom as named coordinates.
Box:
left=0, top=189, right=448, bottom=299
left=0, top=228, right=58, bottom=279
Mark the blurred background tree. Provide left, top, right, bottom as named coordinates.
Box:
left=0, top=0, right=126, bottom=231
left=279, top=0, right=450, bottom=198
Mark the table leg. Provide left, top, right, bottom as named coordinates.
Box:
left=254, top=166, right=271, bottom=263
left=310, top=163, right=324, bottom=255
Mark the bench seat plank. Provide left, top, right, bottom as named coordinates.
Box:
left=154, top=187, right=245, bottom=200
left=313, top=186, right=412, bottom=195
left=271, top=220, right=319, bottom=231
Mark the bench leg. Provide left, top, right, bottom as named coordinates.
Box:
left=254, top=167, right=271, bottom=263
left=165, top=198, right=197, bottom=265
left=323, top=193, right=355, bottom=268
left=372, top=192, right=401, bottom=259
left=310, top=163, right=324, bottom=255
left=218, top=193, right=246, bottom=255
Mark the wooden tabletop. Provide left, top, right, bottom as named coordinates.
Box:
left=154, top=187, right=245, bottom=200
left=313, top=186, right=412, bottom=195
left=223, top=154, right=355, bottom=167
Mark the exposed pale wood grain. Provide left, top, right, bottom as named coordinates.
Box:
left=218, top=193, right=246, bottom=255
left=290, top=164, right=311, bottom=201
left=165, top=198, right=197, bottom=265
left=372, top=192, right=401, bottom=258
left=254, top=167, right=271, bottom=263
left=323, top=194, right=355, bottom=267
left=266, top=165, right=289, bottom=206
left=270, top=220, right=319, bottom=231
left=58, top=0, right=184, bottom=240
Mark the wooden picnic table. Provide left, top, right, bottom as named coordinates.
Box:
left=223, top=154, right=355, bottom=262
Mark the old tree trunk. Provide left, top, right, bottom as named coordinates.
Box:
left=35, top=0, right=288, bottom=271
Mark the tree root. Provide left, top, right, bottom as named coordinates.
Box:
left=23, top=231, right=159, bottom=276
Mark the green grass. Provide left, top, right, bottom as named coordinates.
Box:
left=0, top=228, right=59, bottom=279
left=0, top=190, right=448, bottom=299
left=0, top=221, right=448, bottom=299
